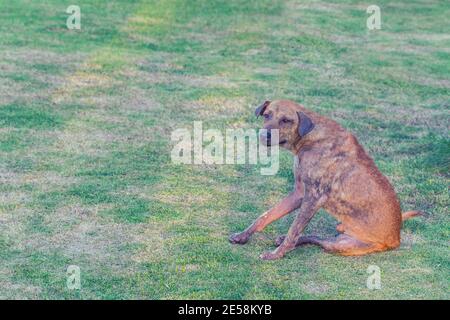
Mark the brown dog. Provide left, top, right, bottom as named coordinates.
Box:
left=229, top=100, right=422, bottom=260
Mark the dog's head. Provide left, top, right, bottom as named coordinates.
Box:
left=255, top=100, right=314, bottom=150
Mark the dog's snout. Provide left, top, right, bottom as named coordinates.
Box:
left=260, top=128, right=276, bottom=146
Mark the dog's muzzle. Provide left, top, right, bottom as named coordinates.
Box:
left=260, top=129, right=284, bottom=146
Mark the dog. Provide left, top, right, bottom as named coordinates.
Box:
left=229, top=100, right=422, bottom=260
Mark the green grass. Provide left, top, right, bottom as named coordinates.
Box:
left=0, top=0, right=448, bottom=299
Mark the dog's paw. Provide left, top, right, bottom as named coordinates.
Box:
left=229, top=232, right=249, bottom=245
left=260, top=250, right=283, bottom=261
left=275, top=235, right=286, bottom=246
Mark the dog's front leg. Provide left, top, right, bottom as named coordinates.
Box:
left=229, top=191, right=303, bottom=245
left=260, top=195, right=322, bottom=260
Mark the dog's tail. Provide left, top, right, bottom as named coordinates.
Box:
left=402, top=210, right=425, bottom=221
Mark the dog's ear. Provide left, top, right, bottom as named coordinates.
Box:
left=297, top=112, right=314, bottom=137
left=255, top=100, right=271, bottom=117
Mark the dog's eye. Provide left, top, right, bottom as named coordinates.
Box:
left=263, top=113, right=270, bottom=120
left=280, top=118, right=292, bottom=124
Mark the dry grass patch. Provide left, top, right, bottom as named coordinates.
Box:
left=131, top=69, right=236, bottom=89
left=76, top=86, right=162, bottom=111
left=131, top=221, right=175, bottom=264
left=52, top=72, right=115, bottom=104
left=0, top=169, right=80, bottom=190
left=0, top=191, right=31, bottom=206
left=0, top=279, right=42, bottom=299
left=54, top=128, right=127, bottom=156
left=301, top=281, right=331, bottom=295
left=1, top=49, right=85, bottom=66
left=288, top=1, right=366, bottom=12
left=151, top=191, right=213, bottom=207
left=0, top=78, right=42, bottom=105
left=191, top=96, right=248, bottom=118
left=23, top=205, right=146, bottom=274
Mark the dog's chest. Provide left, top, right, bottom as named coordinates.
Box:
left=293, top=154, right=312, bottom=173
left=294, top=156, right=301, bottom=170
left=293, top=156, right=304, bottom=181
left=293, top=152, right=324, bottom=182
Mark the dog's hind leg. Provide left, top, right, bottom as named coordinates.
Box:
left=275, top=222, right=343, bottom=245
left=274, top=234, right=318, bottom=246
left=275, top=234, right=385, bottom=256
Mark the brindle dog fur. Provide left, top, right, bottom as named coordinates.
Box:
left=229, top=100, right=422, bottom=260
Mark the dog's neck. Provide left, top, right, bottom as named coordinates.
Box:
left=291, top=131, right=319, bottom=155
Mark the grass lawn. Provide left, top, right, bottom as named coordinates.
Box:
left=0, top=0, right=448, bottom=299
